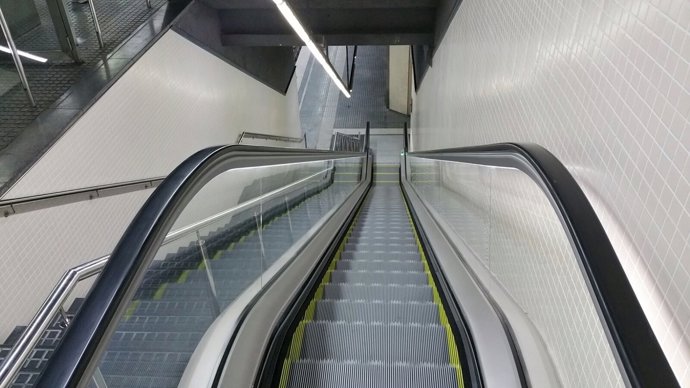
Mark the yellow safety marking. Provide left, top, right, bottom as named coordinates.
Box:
left=153, top=284, right=168, bottom=300
left=404, top=200, right=465, bottom=388
left=279, top=199, right=361, bottom=388
left=177, top=270, right=190, bottom=283
left=123, top=300, right=140, bottom=321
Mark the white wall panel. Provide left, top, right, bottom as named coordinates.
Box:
left=411, top=0, right=690, bottom=384
left=3, top=30, right=301, bottom=199
left=0, top=189, right=153, bottom=339
left=0, top=30, right=302, bottom=340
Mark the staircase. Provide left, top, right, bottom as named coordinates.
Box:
left=279, top=170, right=464, bottom=388
left=0, top=173, right=353, bottom=388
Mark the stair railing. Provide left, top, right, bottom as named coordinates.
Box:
left=0, top=256, right=108, bottom=388
left=0, top=164, right=334, bottom=388
left=236, top=131, right=307, bottom=148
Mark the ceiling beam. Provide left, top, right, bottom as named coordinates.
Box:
left=203, top=0, right=437, bottom=10
left=221, top=33, right=434, bottom=46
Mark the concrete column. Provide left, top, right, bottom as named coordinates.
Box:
left=388, top=45, right=411, bottom=115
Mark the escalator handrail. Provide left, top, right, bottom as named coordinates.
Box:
left=35, top=145, right=366, bottom=388
left=0, top=167, right=333, bottom=388
left=406, top=143, right=678, bottom=388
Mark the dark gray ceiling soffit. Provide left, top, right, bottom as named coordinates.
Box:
left=173, top=1, right=297, bottom=94
left=209, top=0, right=438, bottom=47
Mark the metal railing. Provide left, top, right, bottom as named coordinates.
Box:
left=0, top=162, right=337, bottom=388
left=330, top=132, right=364, bottom=152
left=0, top=177, right=165, bottom=218
left=0, top=256, right=108, bottom=388
left=236, top=131, right=308, bottom=148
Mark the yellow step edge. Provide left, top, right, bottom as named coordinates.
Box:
left=278, top=198, right=362, bottom=388
left=404, top=199, right=465, bottom=388
left=123, top=300, right=140, bottom=321
left=153, top=284, right=168, bottom=300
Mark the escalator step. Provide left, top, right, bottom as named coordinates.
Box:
left=299, top=322, right=450, bottom=364
left=340, top=251, right=420, bottom=261
left=314, top=300, right=440, bottom=325
left=322, top=284, right=433, bottom=303
left=287, top=360, right=459, bottom=388
left=329, top=270, right=428, bottom=286
left=336, top=259, right=424, bottom=272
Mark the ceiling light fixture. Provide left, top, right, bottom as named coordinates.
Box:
left=0, top=45, right=48, bottom=63
left=273, top=0, right=351, bottom=98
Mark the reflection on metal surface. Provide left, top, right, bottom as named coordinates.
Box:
left=0, top=45, right=48, bottom=63
left=407, top=155, right=626, bottom=388
left=0, top=6, right=36, bottom=106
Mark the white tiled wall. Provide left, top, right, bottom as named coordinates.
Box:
left=411, top=0, right=690, bottom=384
left=409, top=160, right=626, bottom=387
left=0, top=30, right=302, bottom=340
left=3, top=30, right=301, bottom=199
left=0, top=189, right=153, bottom=340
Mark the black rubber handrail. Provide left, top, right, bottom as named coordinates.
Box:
left=35, top=145, right=366, bottom=388
left=407, top=143, right=678, bottom=388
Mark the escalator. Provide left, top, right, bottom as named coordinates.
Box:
left=0, top=142, right=677, bottom=388
left=277, top=183, right=463, bottom=388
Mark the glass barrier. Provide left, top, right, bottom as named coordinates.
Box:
left=406, top=155, right=626, bottom=388
left=83, top=156, right=364, bottom=388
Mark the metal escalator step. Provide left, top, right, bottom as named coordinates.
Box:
left=340, top=251, right=420, bottom=261
left=349, top=231, right=414, bottom=238
left=322, top=284, right=434, bottom=303
left=97, top=374, right=180, bottom=388
left=299, top=322, right=450, bottom=364
left=336, top=259, right=424, bottom=272
left=329, top=270, right=427, bottom=286
left=347, top=235, right=415, bottom=244
left=314, top=300, right=440, bottom=325
left=287, top=360, right=459, bottom=388
left=343, top=244, right=418, bottom=253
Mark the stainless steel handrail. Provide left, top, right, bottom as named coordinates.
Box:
left=163, top=167, right=330, bottom=245
left=0, top=177, right=166, bottom=218
left=0, top=255, right=109, bottom=388
left=236, top=131, right=306, bottom=145
left=0, top=165, right=334, bottom=387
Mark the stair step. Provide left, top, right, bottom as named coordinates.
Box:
left=114, top=315, right=213, bottom=333
left=106, top=331, right=202, bottom=352
left=98, top=374, right=180, bottom=388
left=340, top=251, right=420, bottom=261
left=330, top=270, right=427, bottom=286
left=347, top=235, right=415, bottom=244
left=314, top=300, right=439, bottom=324
left=286, top=360, right=459, bottom=388
left=132, top=301, right=216, bottom=317
left=322, top=284, right=434, bottom=303
left=298, top=322, right=449, bottom=364
left=336, top=259, right=424, bottom=272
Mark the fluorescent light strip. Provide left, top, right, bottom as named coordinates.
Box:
left=273, top=0, right=351, bottom=98
left=0, top=45, right=47, bottom=63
